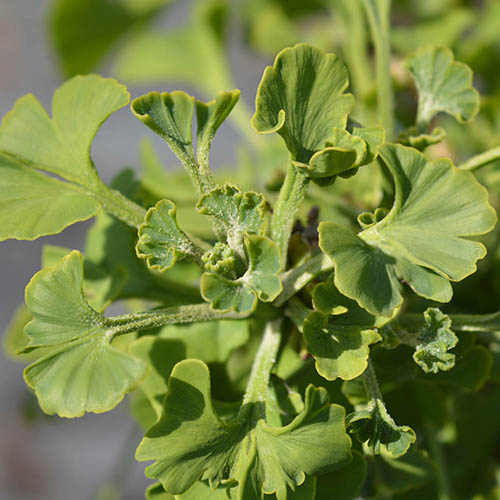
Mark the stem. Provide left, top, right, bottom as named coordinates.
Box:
left=362, top=358, right=383, bottom=401
left=242, top=319, right=282, bottom=406
left=106, top=303, right=249, bottom=337
left=275, top=253, right=333, bottom=307
left=361, top=0, right=394, bottom=138
left=271, top=164, right=310, bottom=267
left=458, top=145, right=500, bottom=171
left=399, top=311, right=500, bottom=334
left=92, top=184, right=146, bottom=228
left=336, top=0, right=372, bottom=99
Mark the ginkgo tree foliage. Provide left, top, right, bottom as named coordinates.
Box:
left=3, top=0, right=500, bottom=498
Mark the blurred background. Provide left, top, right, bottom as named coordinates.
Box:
left=2, top=0, right=500, bottom=498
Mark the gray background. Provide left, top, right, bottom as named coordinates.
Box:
left=0, top=1, right=267, bottom=498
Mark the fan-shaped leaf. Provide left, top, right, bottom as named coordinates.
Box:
left=22, top=251, right=147, bottom=417
left=136, top=359, right=351, bottom=499
left=0, top=75, right=129, bottom=187
left=0, top=155, right=100, bottom=241
left=251, top=43, right=354, bottom=163
left=319, top=143, right=497, bottom=316
left=406, top=46, right=480, bottom=127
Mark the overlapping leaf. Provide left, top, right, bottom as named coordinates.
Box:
left=413, top=308, right=458, bottom=374
left=21, top=251, right=147, bottom=417
left=201, top=235, right=282, bottom=313
left=0, top=75, right=129, bottom=239
left=406, top=46, right=480, bottom=127
left=136, top=359, right=351, bottom=499
left=302, top=281, right=386, bottom=381
left=348, top=398, right=416, bottom=458
left=319, top=143, right=497, bottom=316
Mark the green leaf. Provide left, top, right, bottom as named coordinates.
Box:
left=413, top=308, right=458, bottom=374
left=115, top=0, right=233, bottom=97
left=201, top=235, right=282, bottom=313
left=0, top=74, right=129, bottom=187
left=348, top=398, right=416, bottom=458
left=131, top=90, right=195, bottom=164
left=22, top=251, right=147, bottom=417
left=406, top=46, right=480, bottom=127
left=146, top=480, right=231, bottom=499
left=319, top=143, right=497, bottom=316
left=0, top=154, right=101, bottom=241
left=42, top=244, right=128, bottom=312
left=251, top=43, right=354, bottom=163
left=136, top=199, right=204, bottom=272
left=197, top=183, right=268, bottom=254
left=196, top=90, right=240, bottom=160
left=136, top=359, right=351, bottom=499
left=303, top=311, right=381, bottom=381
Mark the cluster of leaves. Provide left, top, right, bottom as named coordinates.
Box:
left=3, top=1, right=500, bottom=499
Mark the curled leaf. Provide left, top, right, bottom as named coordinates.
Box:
left=136, top=199, right=204, bottom=272
left=406, top=46, right=480, bottom=127
left=22, top=251, right=147, bottom=417
left=413, top=308, right=458, bottom=374
left=201, top=235, right=282, bottom=313
left=348, top=399, right=416, bottom=458
left=136, top=359, right=351, bottom=499
left=319, top=143, right=497, bottom=317
left=251, top=43, right=354, bottom=163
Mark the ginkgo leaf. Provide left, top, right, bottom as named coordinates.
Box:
left=398, top=126, right=446, bottom=151
left=406, top=46, right=480, bottom=127
left=21, top=251, right=147, bottom=417
left=42, top=244, right=128, bottom=312
left=0, top=154, right=101, bottom=241
left=196, top=90, right=240, bottom=160
left=131, top=91, right=195, bottom=165
left=348, top=398, right=416, bottom=458
left=0, top=74, right=129, bottom=187
left=303, top=311, right=381, bottom=381
left=197, top=183, right=267, bottom=256
left=413, top=308, right=458, bottom=374
left=319, top=143, right=497, bottom=317
left=136, top=359, right=351, bottom=499
left=251, top=43, right=354, bottom=163
left=201, top=235, right=282, bottom=313
left=136, top=199, right=205, bottom=272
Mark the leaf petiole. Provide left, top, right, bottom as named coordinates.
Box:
left=106, top=303, right=250, bottom=338
left=458, top=144, right=500, bottom=171
left=270, top=164, right=310, bottom=266
left=242, top=319, right=282, bottom=409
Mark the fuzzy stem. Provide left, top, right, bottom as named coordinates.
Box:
left=106, top=303, right=249, bottom=337
left=361, top=0, right=394, bottom=138
left=242, top=319, right=282, bottom=406
left=362, top=358, right=383, bottom=402
left=92, top=184, right=146, bottom=228
left=271, top=164, right=310, bottom=267
left=458, top=145, right=500, bottom=171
